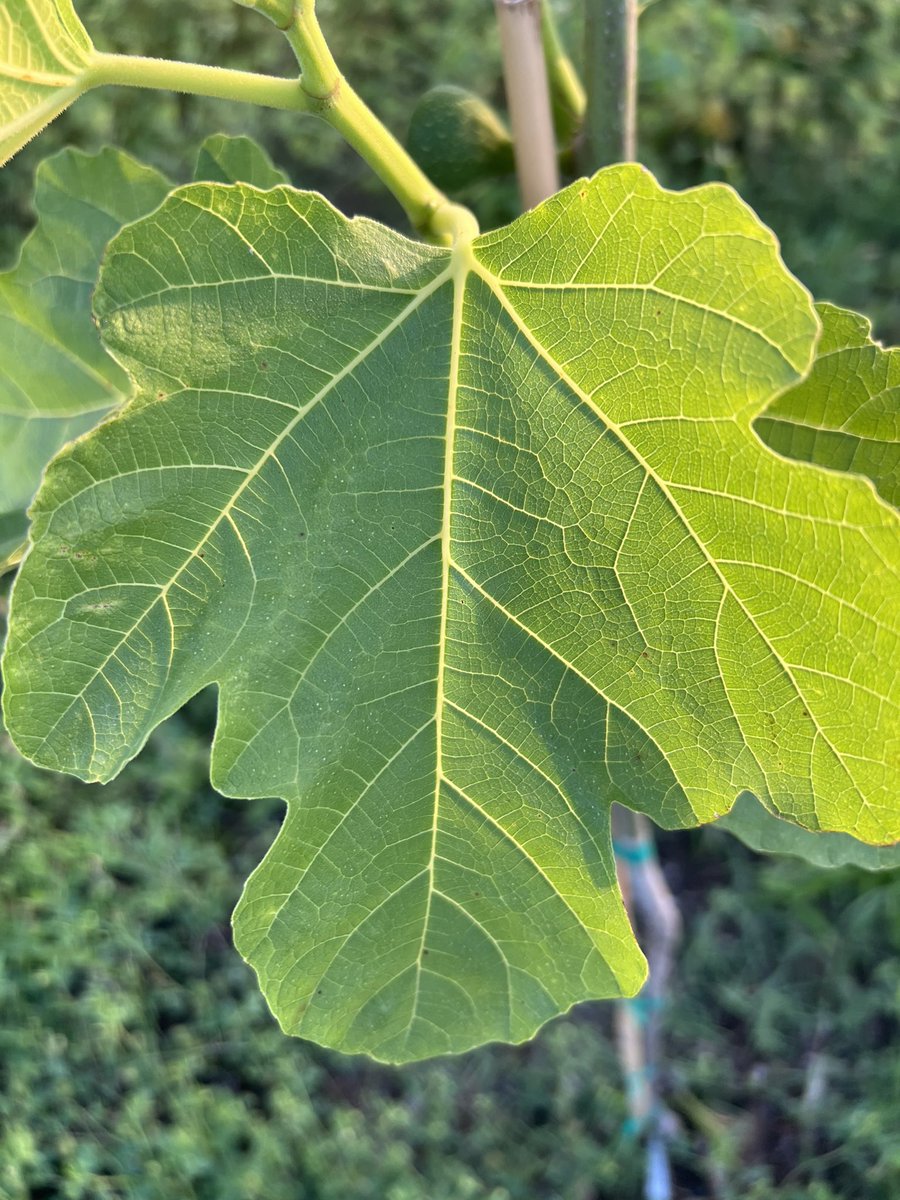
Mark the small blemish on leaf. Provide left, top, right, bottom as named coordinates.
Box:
left=81, top=600, right=119, bottom=614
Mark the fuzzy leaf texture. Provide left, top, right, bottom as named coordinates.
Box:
left=0, top=0, right=94, bottom=165
left=4, top=166, right=899, bottom=1062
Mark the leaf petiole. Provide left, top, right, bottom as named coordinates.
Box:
left=86, top=53, right=311, bottom=113
left=282, top=0, right=478, bottom=244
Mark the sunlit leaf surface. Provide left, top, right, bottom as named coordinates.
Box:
left=4, top=166, right=898, bottom=1059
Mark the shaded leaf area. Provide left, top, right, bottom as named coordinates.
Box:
left=717, top=793, right=900, bottom=872
left=0, top=0, right=94, bottom=165
left=1, top=699, right=897, bottom=1200
left=193, top=131, right=289, bottom=189
left=756, top=302, right=899, bottom=507
left=0, top=146, right=170, bottom=517
left=0, top=508, right=28, bottom=569
left=0, top=134, right=289, bottom=561
left=5, top=166, right=897, bottom=1060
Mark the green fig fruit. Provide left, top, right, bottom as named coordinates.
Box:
left=406, top=85, right=514, bottom=191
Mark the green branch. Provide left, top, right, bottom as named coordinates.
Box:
left=583, top=0, right=638, bottom=167
left=86, top=53, right=310, bottom=113
left=282, top=0, right=476, bottom=244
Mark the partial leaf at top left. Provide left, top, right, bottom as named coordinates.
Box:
left=0, top=0, right=95, bottom=165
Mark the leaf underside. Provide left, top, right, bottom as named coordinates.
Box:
left=0, top=507, right=28, bottom=569
left=0, top=135, right=288, bottom=567
left=717, top=303, right=900, bottom=868
left=4, top=165, right=898, bottom=1061
left=0, top=0, right=94, bottom=166
left=193, top=132, right=289, bottom=191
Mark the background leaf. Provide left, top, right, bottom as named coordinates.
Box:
left=715, top=300, right=899, bottom=867
left=0, top=145, right=171, bottom=518
left=717, top=792, right=900, bottom=870
left=4, top=166, right=898, bottom=1060
left=755, top=302, right=899, bottom=506
left=194, top=131, right=289, bottom=188
left=0, top=135, right=291, bottom=563
left=0, top=508, right=28, bottom=570
left=0, top=0, right=94, bottom=165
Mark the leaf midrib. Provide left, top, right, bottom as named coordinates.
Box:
left=405, top=244, right=468, bottom=1030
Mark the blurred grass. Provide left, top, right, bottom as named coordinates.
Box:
left=1, top=672, right=898, bottom=1198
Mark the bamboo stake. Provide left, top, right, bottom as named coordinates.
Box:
left=494, top=0, right=560, bottom=208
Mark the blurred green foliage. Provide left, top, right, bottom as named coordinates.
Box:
left=0, top=696, right=638, bottom=1200
left=1, top=672, right=897, bottom=1198
left=2, top=0, right=896, bottom=338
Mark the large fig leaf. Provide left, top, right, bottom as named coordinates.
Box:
left=0, top=0, right=95, bottom=165
left=4, top=166, right=899, bottom=1061
left=0, top=146, right=171, bottom=519
left=755, top=302, right=899, bottom=507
